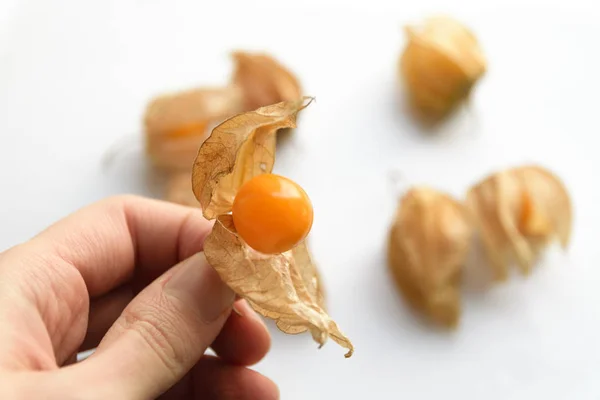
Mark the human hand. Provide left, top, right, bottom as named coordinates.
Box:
left=0, top=195, right=278, bottom=399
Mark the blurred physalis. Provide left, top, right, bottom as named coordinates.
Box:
left=466, top=165, right=572, bottom=281
left=144, top=87, right=244, bottom=171
left=387, top=187, right=472, bottom=328
left=231, top=51, right=303, bottom=111
left=399, top=15, right=487, bottom=121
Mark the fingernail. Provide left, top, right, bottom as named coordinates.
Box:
left=165, top=253, right=235, bottom=323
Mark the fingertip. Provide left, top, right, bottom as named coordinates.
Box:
left=211, top=299, right=271, bottom=366
left=193, top=356, right=279, bottom=400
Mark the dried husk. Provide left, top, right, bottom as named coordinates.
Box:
left=231, top=51, right=303, bottom=111
left=192, top=97, right=311, bottom=220
left=192, top=98, right=353, bottom=357
left=204, top=216, right=352, bottom=356
left=400, top=15, right=486, bottom=119
left=165, top=172, right=198, bottom=208
left=145, top=86, right=244, bottom=170
left=387, top=187, right=472, bottom=328
left=465, top=165, right=572, bottom=281
left=292, top=239, right=326, bottom=312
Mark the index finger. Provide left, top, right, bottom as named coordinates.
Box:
left=25, top=194, right=212, bottom=297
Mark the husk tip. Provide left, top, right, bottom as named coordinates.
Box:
left=300, top=95, right=316, bottom=109
left=403, top=24, right=416, bottom=39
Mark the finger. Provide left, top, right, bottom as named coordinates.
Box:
left=12, top=354, right=272, bottom=400
left=0, top=246, right=89, bottom=369
left=71, top=253, right=235, bottom=399
left=81, top=296, right=271, bottom=364
left=0, top=195, right=211, bottom=364
left=28, top=195, right=213, bottom=297
left=211, top=299, right=271, bottom=366
left=80, top=285, right=133, bottom=351
left=190, top=355, right=279, bottom=400
left=61, top=353, right=78, bottom=367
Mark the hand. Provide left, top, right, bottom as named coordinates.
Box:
left=0, top=195, right=278, bottom=399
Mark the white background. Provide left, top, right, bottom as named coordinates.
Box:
left=1, top=1, right=600, bottom=399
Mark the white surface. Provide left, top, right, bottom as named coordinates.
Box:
left=1, top=1, right=600, bottom=399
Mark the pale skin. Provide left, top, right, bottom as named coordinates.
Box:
left=0, top=195, right=279, bottom=399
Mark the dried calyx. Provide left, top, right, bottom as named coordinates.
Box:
left=191, top=97, right=354, bottom=358
left=387, top=187, right=472, bottom=328
left=466, top=165, right=572, bottom=281
left=399, top=15, right=487, bottom=120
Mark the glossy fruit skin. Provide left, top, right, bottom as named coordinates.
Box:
left=232, top=173, right=313, bottom=254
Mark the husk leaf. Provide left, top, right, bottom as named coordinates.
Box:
left=204, top=215, right=353, bottom=357
left=191, top=97, right=312, bottom=220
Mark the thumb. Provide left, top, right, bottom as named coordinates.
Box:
left=74, top=252, right=235, bottom=399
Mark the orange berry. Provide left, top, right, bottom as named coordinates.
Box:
left=232, top=173, right=313, bottom=254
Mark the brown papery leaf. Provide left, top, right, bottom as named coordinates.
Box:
left=466, top=165, right=572, bottom=281
left=145, top=86, right=244, bottom=170
left=387, top=187, right=472, bottom=328
left=204, top=215, right=353, bottom=358
left=165, top=172, right=199, bottom=208
left=192, top=97, right=312, bottom=220
left=231, top=51, right=303, bottom=111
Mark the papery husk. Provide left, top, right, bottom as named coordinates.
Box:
left=204, top=215, right=353, bottom=357
left=192, top=97, right=313, bottom=220
left=165, top=172, right=198, bottom=208
left=292, top=240, right=327, bottom=312
left=400, top=15, right=486, bottom=119
left=231, top=51, right=303, bottom=111
left=387, top=187, right=472, bottom=328
left=465, top=165, right=572, bottom=281
left=145, top=86, right=244, bottom=170
left=192, top=98, right=353, bottom=357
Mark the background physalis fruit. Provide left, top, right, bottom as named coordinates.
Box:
left=165, top=172, right=198, bottom=208
left=142, top=51, right=303, bottom=207
left=144, top=86, right=244, bottom=171
left=232, top=51, right=303, bottom=111
left=399, top=15, right=487, bottom=120
left=387, top=187, right=472, bottom=328
left=191, top=97, right=354, bottom=357
left=466, top=165, right=572, bottom=281
left=232, top=173, right=314, bottom=255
